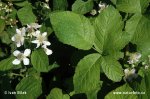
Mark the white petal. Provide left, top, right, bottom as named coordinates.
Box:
left=11, top=36, right=15, bottom=41
left=31, top=40, right=39, bottom=44
left=21, top=27, right=26, bottom=35
left=130, top=69, right=136, bottom=74
left=44, top=48, right=52, bottom=55
left=23, top=58, right=29, bottom=65
left=13, top=50, right=20, bottom=56
left=43, top=41, right=51, bottom=46
left=12, top=59, right=21, bottom=65
left=45, top=49, right=53, bottom=55
left=42, top=32, right=47, bottom=37
left=35, top=30, right=40, bottom=36
left=20, top=36, right=24, bottom=41
left=16, top=29, right=21, bottom=34
left=36, top=25, right=42, bottom=28
left=24, top=49, right=31, bottom=56
left=36, top=43, right=41, bottom=48
left=42, top=45, right=47, bottom=48
left=124, top=69, right=129, bottom=74
left=16, top=42, right=21, bottom=47
left=31, top=32, right=36, bottom=36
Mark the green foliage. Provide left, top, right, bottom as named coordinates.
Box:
left=72, top=0, right=94, bottom=14
left=125, top=14, right=150, bottom=59
left=93, top=6, right=127, bottom=55
left=17, top=5, right=36, bottom=25
left=53, top=0, right=68, bottom=11
left=101, top=56, right=124, bottom=82
left=0, top=0, right=150, bottom=99
left=50, top=11, right=95, bottom=50
left=0, top=19, right=5, bottom=34
left=16, top=76, right=42, bottom=99
left=0, top=56, right=15, bottom=71
left=31, top=49, right=50, bottom=72
left=73, top=53, right=101, bottom=98
left=47, top=88, right=70, bottom=99
left=105, top=84, right=138, bottom=99
left=112, top=0, right=149, bottom=13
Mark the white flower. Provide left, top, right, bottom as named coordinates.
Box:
left=90, top=9, right=97, bottom=16
left=11, top=27, right=26, bottom=47
left=42, top=45, right=52, bottom=55
left=45, top=0, right=49, bottom=3
left=12, top=49, right=31, bottom=65
left=128, top=53, right=141, bottom=64
left=124, top=68, right=137, bottom=81
left=27, top=23, right=41, bottom=30
left=145, top=65, right=149, bottom=69
left=43, top=3, right=50, bottom=9
left=98, top=2, right=107, bottom=13
left=31, top=31, right=51, bottom=48
left=26, top=23, right=41, bottom=37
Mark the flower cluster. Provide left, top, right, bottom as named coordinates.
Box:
left=90, top=1, right=108, bottom=16
left=124, top=68, right=138, bottom=81
left=0, top=2, right=13, bottom=13
left=12, top=23, right=52, bottom=65
left=0, top=2, right=18, bottom=27
left=127, top=52, right=141, bottom=67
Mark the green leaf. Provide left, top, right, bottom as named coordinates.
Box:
left=17, top=5, right=36, bottom=25
left=14, top=1, right=30, bottom=7
left=48, top=62, right=59, bottom=71
left=16, top=76, right=42, bottom=99
left=46, top=88, right=70, bottom=99
left=73, top=53, right=101, bottom=96
left=40, top=18, right=53, bottom=36
left=50, top=11, right=95, bottom=50
left=31, top=49, right=49, bottom=72
left=72, top=0, right=94, bottom=14
left=94, top=6, right=127, bottom=55
left=0, top=31, right=11, bottom=44
left=125, top=14, right=150, bottom=59
left=53, top=0, right=68, bottom=11
left=105, top=84, right=138, bottom=99
left=111, top=0, right=117, bottom=4
left=0, top=19, right=5, bottom=34
left=114, top=0, right=149, bottom=13
left=100, top=56, right=124, bottom=82
left=0, top=56, right=15, bottom=71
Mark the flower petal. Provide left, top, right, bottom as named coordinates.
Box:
left=16, top=42, right=21, bottom=47
left=16, top=29, right=21, bottom=34
left=11, top=36, right=15, bottom=41
left=23, top=58, right=29, bottom=65
left=21, top=27, right=26, bottom=35
left=31, top=40, right=39, bottom=44
left=42, top=32, right=47, bottom=37
left=13, top=50, right=20, bottom=56
left=124, top=69, right=129, bottom=74
left=35, top=30, right=40, bottom=37
left=12, top=59, right=21, bottom=65
left=27, top=24, right=31, bottom=28
left=24, top=49, right=31, bottom=56
left=130, top=68, right=136, bottom=74
left=43, top=41, right=51, bottom=46
left=45, top=48, right=52, bottom=55
left=36, top=43, right=41, bottom=48
left=42, top=45, right=52, bottom=55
